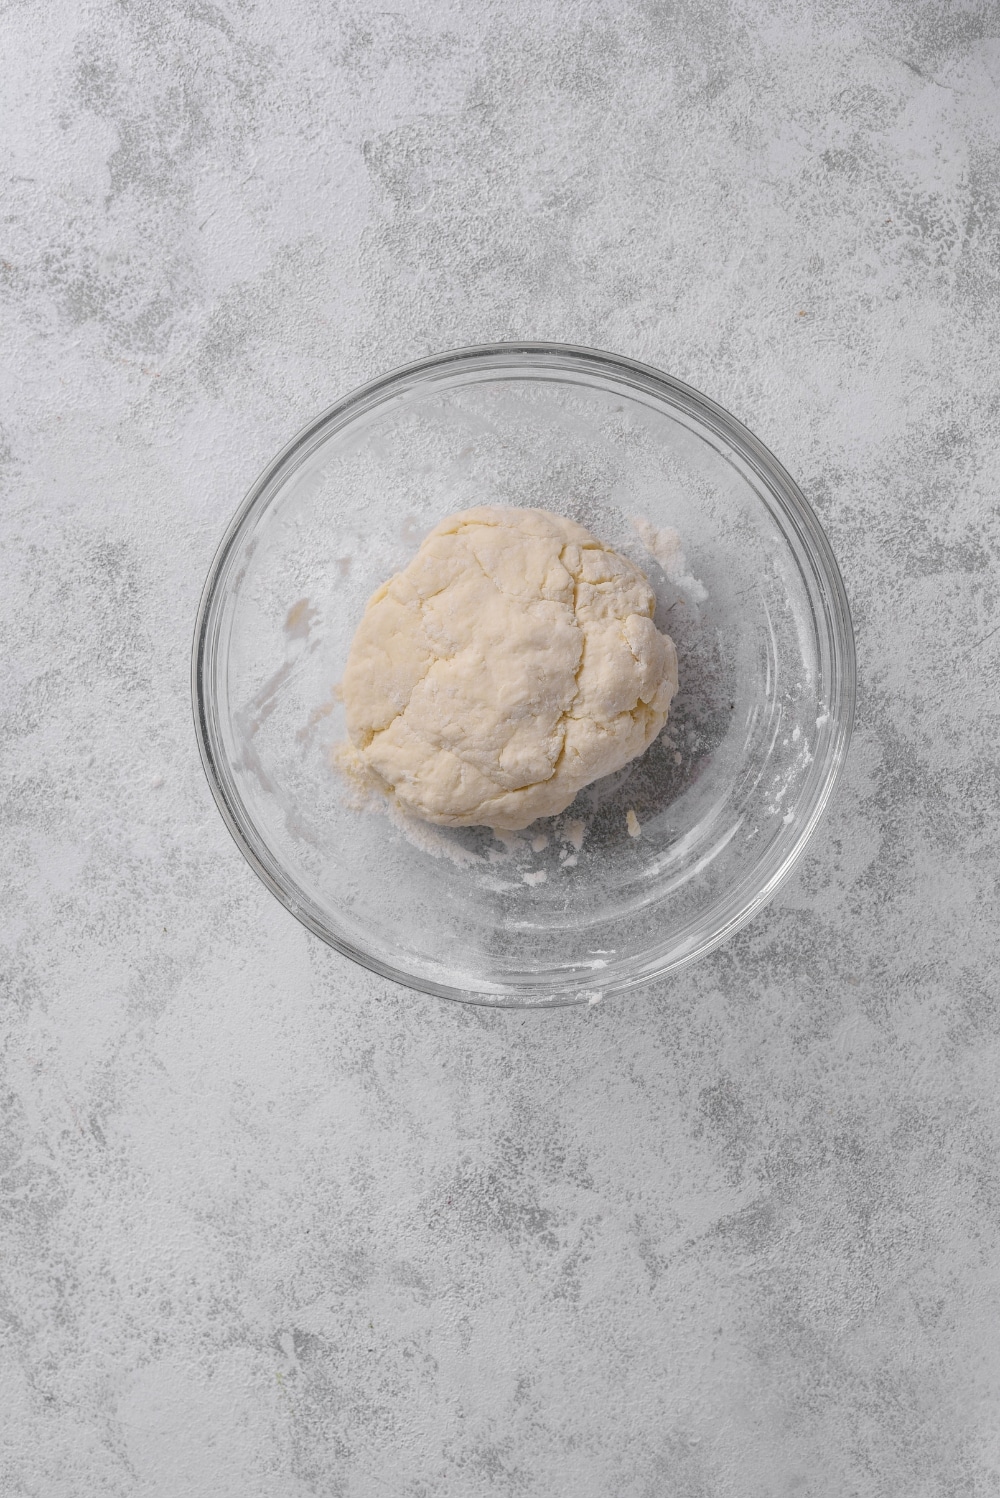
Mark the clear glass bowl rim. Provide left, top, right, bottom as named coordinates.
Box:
left=192, top=340, right=856, bottom=1006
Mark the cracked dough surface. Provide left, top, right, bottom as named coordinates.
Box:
left=337, top=507, right=678, bottom=830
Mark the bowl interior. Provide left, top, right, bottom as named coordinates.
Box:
left=196, top=347, right=852, bottom=1004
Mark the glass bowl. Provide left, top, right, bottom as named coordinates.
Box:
left=193, top=343, right=854, bottom=1007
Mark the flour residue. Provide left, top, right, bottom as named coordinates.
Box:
left=632, top=515, right=709, bottom=604
left=334, top=760, right=486, bottom=869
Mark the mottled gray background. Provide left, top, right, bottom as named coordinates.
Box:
left=3, top=0, right=1000, bottom=1495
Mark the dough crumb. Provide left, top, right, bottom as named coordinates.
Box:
left=522, top=870, right=547, bottom=886
left=626, top=808, right=641, bottom=838
left=564, top=818, right=586, bottom=851
left=530, top=832, right=549, bottom=852
left=337, top=507, right=678, bottom=830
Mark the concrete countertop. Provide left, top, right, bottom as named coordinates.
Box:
left=3, top=0, right=999, bottom=1494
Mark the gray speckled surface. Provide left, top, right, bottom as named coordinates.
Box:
left=3, top=1, right=1000, bottom=1495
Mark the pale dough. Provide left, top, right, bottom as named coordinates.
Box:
left=337, top=507, right=678, bottom=831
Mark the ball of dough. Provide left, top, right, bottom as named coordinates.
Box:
left=337, top=506, right=678, bottom=831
